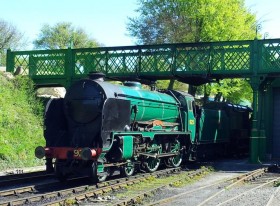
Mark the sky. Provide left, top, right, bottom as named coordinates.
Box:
left=246, top=0, right=280, bottom=39
left=0, top=0, right=279, bottom=50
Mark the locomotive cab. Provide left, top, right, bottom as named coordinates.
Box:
left=166, top=90, right=197, bottom=142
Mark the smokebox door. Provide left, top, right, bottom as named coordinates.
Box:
left=101, top=98, right=131, bottom=148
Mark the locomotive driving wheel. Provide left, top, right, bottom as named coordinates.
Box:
left=144, top=156, right=161, bottom=172
left=168, top=140, right=182, bottom=167
left=98, top=168, right=110, bottom=182
left=120, top=160, right=135, bottom=177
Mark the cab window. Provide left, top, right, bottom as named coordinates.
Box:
left=187, top=100, right=192, bottom=111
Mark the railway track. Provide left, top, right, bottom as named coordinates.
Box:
left=0, top=167, right=187, bottom=206
left=140, top=166, right=280, bottom=206
left=0, top=171, right=54, bottom=188
left=214, top=171, right=280, bottom=206
left=2, top=165, right=276, bottom=206
left=107, top=168, right=259, bottom=206
left=111, top=167, right=210, bottom=206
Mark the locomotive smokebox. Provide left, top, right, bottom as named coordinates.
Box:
left=88, top=72, right=105, bottom=81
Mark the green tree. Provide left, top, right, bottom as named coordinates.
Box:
left=0, top=19, right=25, bottom=66
left=33, top=22, right=100, bottom=49
left=127, top=0, right=257, bottom=103
left=128, top=0, right=257, bottom=43
left=208, top=79, right=252, bottom=104
left=156, top=80, right=188, bottom=91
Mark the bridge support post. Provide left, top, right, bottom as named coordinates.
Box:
left=250, top=77, right=260, bottom=163
left=6, top=49, right=13, bottom=73
left=258, top=88, right=266, bottom=161
left=65, top=47, right=74, bottom=88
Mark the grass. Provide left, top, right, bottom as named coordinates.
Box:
left=114, top=166, right=212, bottom=201
left=0, top=72, right=45, bottom=170
left=274, top=181, right=280, bottom=187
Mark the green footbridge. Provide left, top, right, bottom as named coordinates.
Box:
left=6, top=38, right=280, bottom=163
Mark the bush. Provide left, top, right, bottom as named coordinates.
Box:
left=0, top=73, right=45, bottom=170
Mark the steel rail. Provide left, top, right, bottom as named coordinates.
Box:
left=0, top=168, right=181, bottom=206
left=196, top=167, right=267, bottom=206
left=145, top=167, right=267, bottom=206
left=0, top=171, right=54, bottom=188
left=41, top=168, right=181, bottom=206
left=217, top=176, right=280, bottom=206
left=112, top=167, right=210, bottom=206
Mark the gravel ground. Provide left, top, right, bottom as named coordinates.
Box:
left=146, top=158, right=280, bottom=206
left=2, top=159, right=279, bottom=206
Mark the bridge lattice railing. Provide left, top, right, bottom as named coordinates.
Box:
left=6, top=39, right=280, bottom=87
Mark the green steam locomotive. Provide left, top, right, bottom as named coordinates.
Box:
left=35, top=73, right=252, bottom=182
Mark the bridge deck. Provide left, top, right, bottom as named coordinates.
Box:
left=6, top=39, right=280, bottom=87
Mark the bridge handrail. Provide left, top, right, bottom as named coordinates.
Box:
left=6, top=38, right=280, bottom=87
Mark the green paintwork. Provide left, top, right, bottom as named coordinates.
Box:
left=120, top=136, right=133, bottom=159
left=262, top=79, right=280, bottom=161
left=180, top=100, right=196, bottom=140
left=250, top=129, right=259, bottom=163
left=97, top=162, right=104, bottom=173
left=6, top=39, right=280, bottom=88
left=199, top=109, right=229, bottom=143
left=186, top=99, right=196, bottom=141
left=119, top=85, right=180, bottom=124
left=250, top=77, right=260, bottom=163
left=258, top=130, right=266, bottom=161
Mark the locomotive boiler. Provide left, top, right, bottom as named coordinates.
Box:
left=35, top=72, right=252, bottom=182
